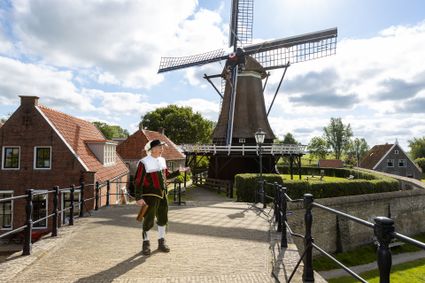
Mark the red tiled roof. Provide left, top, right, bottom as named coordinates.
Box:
left=359, top=144, right=393, bottom=169
left=38, top=105, right=128, bottom=182
left=318, top=159, right=344, bottom=168
left=117, top=129, right=185, bottom=161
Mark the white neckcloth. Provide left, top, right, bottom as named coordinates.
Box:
left=140, top=155, right=167, bottom=173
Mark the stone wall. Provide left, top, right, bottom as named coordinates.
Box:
left=287, top=189, right=425, bottom=254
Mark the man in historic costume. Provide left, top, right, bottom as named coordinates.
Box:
left=134, top=139, right=188, bottom=256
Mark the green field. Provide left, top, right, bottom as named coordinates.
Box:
left=328, top=258, right=425, bottom=283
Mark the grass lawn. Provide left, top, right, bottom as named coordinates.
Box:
left=313, top=233, right=425, bottom=271
left=328, top=258, right=425, bottom=283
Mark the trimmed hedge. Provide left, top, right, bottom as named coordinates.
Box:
left=234, top=169, right=400, bottom=202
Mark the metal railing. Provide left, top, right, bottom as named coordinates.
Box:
left=0, top=173, right=130, bottom=256
left=259, top=181, right=425, bottom=283
left=180, top=143, right=306, bottom=155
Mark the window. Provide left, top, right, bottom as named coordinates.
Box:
left=387, top=159, right=394, bottom=167
left=34, top=146, right=52, bottom=169
left=104, top=144, right=116, bottom=166
left=2, top=146, right=20, bottom=169
left=394, top=149, right=399, bottom=154
left=33, top=192, right=48, bottom=228
left=398, top=159, right=406, bottom=167
left=0, top=192, right=13, bottom=230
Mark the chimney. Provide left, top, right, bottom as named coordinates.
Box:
left=20, top=96, right=39, bottom=108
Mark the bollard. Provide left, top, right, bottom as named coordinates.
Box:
left=95, top=181, right=99, bottom=210
left=106, top=180, right=110, bottom=206
left=374, top=217, right=394, bottom=283
left=52, top=186, right=59, bottom=237
left=302, top=193, right=314, bottom=282
left=281, top=186, right=288, bottom=248
left=22, top=189, right=33, bottom=256
left=79, top=182, right=85, bottom=218
left=69, top=185, right=75, bottom=225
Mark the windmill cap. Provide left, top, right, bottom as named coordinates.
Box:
left=145, top=139, right=166, bottom=151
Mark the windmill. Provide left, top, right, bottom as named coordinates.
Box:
left=158, top=0, right=337, bottom=181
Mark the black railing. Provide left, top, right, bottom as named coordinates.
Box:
left=259, top=181, right=425, bottom=283
left=0, top=173, right=130, bottom=256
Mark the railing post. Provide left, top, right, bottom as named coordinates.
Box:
left=79, top=182, right=85, bottom=217
left=173, top=180, right=177, bottom=203
left=303, top=193, right=314, bottom=282
left=69, top=185, right=75, bottom=226
left=274, top=182, right=280, bottom=227
left=95, top=181, right=99, bottom=211
left=281, top=186, right=288, bottom=248
left=22, top=189, right=33, bottom=256
left=262, top=179, right=266, bottom=209
left=374, top=216, right=394, bottom=283
left=178, top=181, right=182, bottom=205
left=106, top=180, right=110, bottom=206
left=52, top=186, right=59, bottom=237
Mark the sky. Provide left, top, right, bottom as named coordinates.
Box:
left=1, top=0, right=425, bottom=150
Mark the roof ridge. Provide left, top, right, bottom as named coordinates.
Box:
left=38, top=104, right=94, bottom=126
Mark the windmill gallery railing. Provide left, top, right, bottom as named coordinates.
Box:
left=259, top=181, right=425, bottom=283
left=180, top=143, right=307, bottom=156
left=0, top=173, right=131, bottom=256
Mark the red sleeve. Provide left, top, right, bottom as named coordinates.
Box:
left=135, top=162, right=145, bottom=187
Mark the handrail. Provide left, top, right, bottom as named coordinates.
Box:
left=259, top=180, right=425, bottom=283
left=0, top=175, right=132, bottom=256
left=180, top=143, right=307, bottom=155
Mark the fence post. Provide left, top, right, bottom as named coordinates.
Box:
left=95, top=181, right=99, bottom=211
left=79, top=182, right=85, bottom=217
left=106, top=180, right=110, bottom=206
left=262, top=179, right=266, bottom=209
left=374, top=216, right=394, bottom=283
left=178, top=181, right=182, bottom=205
left=303, top=193, right=314, bottom=282
left=52, top=186, right=59, bottom=237
left=274, top=182, right=279, bottom=225
left=69, top=185, right=75, bottom=226
left=173, top=180, right=177, bottom=203
left=281, top=186, right=288, bottom=248
left=22, top=189, right=33, bottom=256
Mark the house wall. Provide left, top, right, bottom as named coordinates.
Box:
left=375, top=145, right=422, bottom=179
left=0, top=101, right=86, bottom=236
left=287, top=189, right=425, bottom=254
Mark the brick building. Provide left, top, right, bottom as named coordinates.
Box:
left=360, top=142, right=422, bottom=179
left=0, top=96, right=129, bottom=237
left=117, top=128, right=185, bottom=191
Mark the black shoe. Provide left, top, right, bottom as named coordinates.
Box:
left=158, top=238, right=170, bottom=253
left=142, top=240, right=151, bottom=255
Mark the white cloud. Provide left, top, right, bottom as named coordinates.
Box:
left=175, top=98, right=220, bottom=121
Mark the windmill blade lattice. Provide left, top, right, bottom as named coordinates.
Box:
left=158, top=49, right=227, bottom=73
left=245, top=28, right=337, bottom=70
left=229, top=0, right=254, bottom=48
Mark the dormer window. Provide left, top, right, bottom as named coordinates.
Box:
left=86, top=140, right=117, bottom=166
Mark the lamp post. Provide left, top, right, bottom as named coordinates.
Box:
left=255, top=128, right=266, bottom=208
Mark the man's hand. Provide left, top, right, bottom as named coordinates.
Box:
left=137, top=199, right=146, bottom=206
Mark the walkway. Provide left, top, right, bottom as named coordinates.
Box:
left=1, top=186, right=283, bottom=283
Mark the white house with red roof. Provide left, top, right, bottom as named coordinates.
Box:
left=0, top=96, right=129, bottom=236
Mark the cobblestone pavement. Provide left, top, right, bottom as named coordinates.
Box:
left=0, top=186, right=320, bottom=283
left=1, top=187, right=277, bottom=283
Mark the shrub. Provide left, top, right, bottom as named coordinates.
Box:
left=415, top=157, right=425, bottom=173
left=234, top=169, right=399, bottom=202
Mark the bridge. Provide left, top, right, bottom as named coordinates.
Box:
left=0, top=186, right=317, bottom=283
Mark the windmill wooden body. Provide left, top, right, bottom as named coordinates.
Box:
left=158, top=0, right=337, bottom=182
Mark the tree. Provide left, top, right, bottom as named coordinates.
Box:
left=346, top=138, right=369, bottom=166
left=307, top=136, right=328, bottom=160
left=408, top=137, right=425, bottom=159
left=323, top=117, right=353, bottom=160
left=281, top=132, right=299, bottom=144
left=92, top=122, right=129, bottom=139
left=140, top=105, right=214, bottom=144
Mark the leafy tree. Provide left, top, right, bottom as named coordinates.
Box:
left=346, top=138, right=369, bottom=166
left=92, top=122, right=129, bottom=139
left=415, top=157, right=425, bottom=173
left=281, top=132, right=299, bottom=144
left=307, top=136, right=328, bottom=160
left=408, top=137, right=425, bottom=159
left=140, top=105, right=214, bottom=144
left=323, top=117, right=353, bottom=160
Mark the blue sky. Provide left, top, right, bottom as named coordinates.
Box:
left=1, top=0, right=425, bottom=150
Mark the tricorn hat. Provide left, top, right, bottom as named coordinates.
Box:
left=144, top=139, right=166, bottom=152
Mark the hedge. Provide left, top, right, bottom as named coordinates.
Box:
left=234, top=169, right=399, bottom=202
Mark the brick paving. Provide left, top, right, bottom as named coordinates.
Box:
left=0, top=186, right=318, bottom=283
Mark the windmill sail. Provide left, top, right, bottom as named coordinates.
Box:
left=229, top=0, right=254, bottom=48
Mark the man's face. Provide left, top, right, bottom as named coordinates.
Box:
left=151, top=145, right=163, bottom=156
